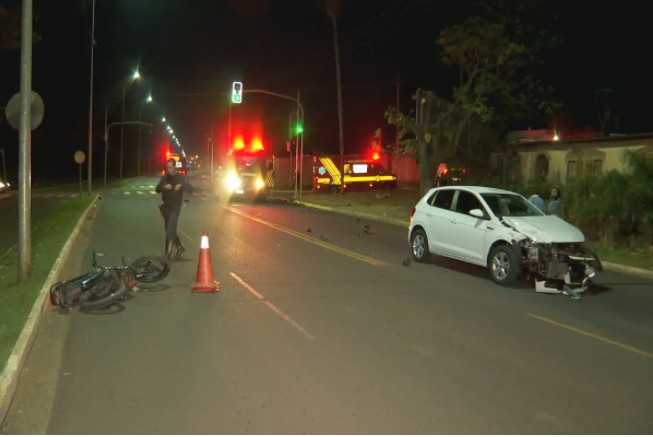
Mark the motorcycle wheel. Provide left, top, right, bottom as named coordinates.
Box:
left=129, top=256, right=170, bottom=283
left=79, top=273, right=129, bottom=311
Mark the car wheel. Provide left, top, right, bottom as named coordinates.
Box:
left=410, top=229, right=430, bottom=262
left=488, top=245, right=520, bottom=285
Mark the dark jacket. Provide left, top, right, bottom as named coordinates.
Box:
left=156, top=173, right=193, bottom=207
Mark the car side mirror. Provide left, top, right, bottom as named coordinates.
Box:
left=469, top=208, right=485, bottom=219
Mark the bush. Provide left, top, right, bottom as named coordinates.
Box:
left=540, top=151, right=653, bottom=249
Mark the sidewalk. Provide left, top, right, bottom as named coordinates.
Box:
left=290, top=190, right=653, bottom=281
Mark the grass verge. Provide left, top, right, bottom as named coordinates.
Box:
left=586, top=243, right=653, bottom=271
left=0, top=195, right=94, bottom=371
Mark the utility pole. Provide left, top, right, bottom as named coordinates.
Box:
left=332, top=14, right=345, bottom=194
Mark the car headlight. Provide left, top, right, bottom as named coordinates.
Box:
left=255, top=178, right=265, bottom=190
left=225, top=172, right=242, bottom=191
left=0, top=182, right=5, bottom=188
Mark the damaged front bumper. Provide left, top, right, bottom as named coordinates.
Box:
left=522, top=242, right=602, bottom=295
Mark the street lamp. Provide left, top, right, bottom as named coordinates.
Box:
left=137, top=93, right=153, bottom=176
left=120, top=69, right=141, bottom=179
left=87, top=0, right=96, bottom=193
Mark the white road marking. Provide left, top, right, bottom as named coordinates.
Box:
left=124, top=191, right=130, bottom=195
left=230, top=272, right=315, bottom=340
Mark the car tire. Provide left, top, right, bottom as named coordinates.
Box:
left=410, top=229, right=430, bottom=262
left=488, top=245, right=520, bottom=285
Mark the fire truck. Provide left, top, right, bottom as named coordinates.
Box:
left=313, top=154, right=398, bottom=192
left=162, top=152, right=188, bottom=176
left=214, top=135, right=274, bottom=201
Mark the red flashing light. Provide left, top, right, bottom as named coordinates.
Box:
left=372, top=152, right=380, bottom=161
left=251, top=136, right=265, bottom=153
left=232, top=135, right=245, bottom=151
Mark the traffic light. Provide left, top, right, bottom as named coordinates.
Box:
left=232, top=81, right=243, bottom=104
left=295, top=123, right=303, bottom=135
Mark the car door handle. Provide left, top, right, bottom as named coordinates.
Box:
left=450, top=219, right=457, bottom=224
left=486, top=226, right=494, bottom=230
left=426, top=212, right=433, bottom=217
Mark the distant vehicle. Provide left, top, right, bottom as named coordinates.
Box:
left=0, top=179, right=11, bottom=193
left=162, top=153, right=187, bottom=176
left=408, top=185, right=601, bottom=299
left=214, top=137, right=274, bottom=202
left=434, top=162, right=466, bottom=187
left=313, top=155, right=398, bottom=192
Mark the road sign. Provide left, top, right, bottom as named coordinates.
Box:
left=5, top=91, right=44, bottom=130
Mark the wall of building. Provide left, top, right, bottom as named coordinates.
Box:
left=516, top=136, right=653, bottom=185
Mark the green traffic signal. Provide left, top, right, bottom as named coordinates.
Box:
left=232, top=81, right=243, bottom=104
left=295, top=124, right=303, bottom=134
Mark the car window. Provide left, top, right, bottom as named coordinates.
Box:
left=431, top=189, right=455, bottom=210
left=481, top=193, right=545, bottom=217
left=454, top=190, right=485, bottom=216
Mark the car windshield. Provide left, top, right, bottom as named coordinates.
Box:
left=481, top=193, right=544, bottom=217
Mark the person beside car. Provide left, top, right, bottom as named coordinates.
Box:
left=547, top=186, right=563, bottom=216
left=528, top=192, right=545, bottom=212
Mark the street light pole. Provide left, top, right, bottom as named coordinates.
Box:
left=120, top=81, right=126, bottom=180
left=18, top=0, right=33, bottom=282
left=137, top=94, right=152, bottom=177
left=87, top=0, right=96, bottom=193
left=120, top=70, right=140, bottom=180
left=106, top=120, right=153, bottom=187
left=138, top=105, right=142, bottom=176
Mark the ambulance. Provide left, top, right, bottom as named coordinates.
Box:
left=313, top=154, right=398, bottom=192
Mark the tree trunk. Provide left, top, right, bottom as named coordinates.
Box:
left=418, top=138, right=432, bottom=196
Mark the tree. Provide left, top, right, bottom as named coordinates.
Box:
left=386, top=0, right=561, bottom=193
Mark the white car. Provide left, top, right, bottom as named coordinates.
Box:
left=408, top=186, right=601, bottom=297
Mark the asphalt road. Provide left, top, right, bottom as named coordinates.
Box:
left=3, top=175, right=653, bottom=434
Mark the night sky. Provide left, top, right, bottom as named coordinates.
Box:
left=0, top=0, right=652, bottom=181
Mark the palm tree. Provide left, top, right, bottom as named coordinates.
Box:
left=314, top=0, right=345, bottom=193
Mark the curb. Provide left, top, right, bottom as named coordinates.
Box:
left=294, top=200, right=653, bottom=281
left=601, top=261, right=653, bottom=280
left=293, top=200, right=411, bottom=228
left=0, top=193, right=100, bottom=425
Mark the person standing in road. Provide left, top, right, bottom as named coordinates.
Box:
left=547, top=186, right=563, bottom=217
left=156, top=158, right=193, bottom=259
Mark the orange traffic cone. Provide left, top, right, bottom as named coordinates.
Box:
left=191, top=230, right=220, bottom=293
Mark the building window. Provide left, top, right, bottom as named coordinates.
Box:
left=567, top=159, right=603, bottom=179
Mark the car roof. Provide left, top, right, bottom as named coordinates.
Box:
left=430, top=186, right=519, bottom=196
